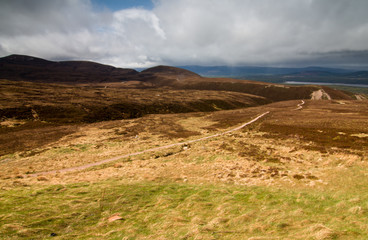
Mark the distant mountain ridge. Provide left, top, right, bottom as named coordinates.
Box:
left=178, top=65, right=355, bottom=77
left=178, top=65, right=368, bottom=85
left=2, top=54, right=367, bottom=85
left=0, top=54, right=139, bottom=83
left=0, top=54, right=361, bottom=102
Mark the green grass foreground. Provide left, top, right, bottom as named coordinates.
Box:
left=1, top=181, right=367, bottom=239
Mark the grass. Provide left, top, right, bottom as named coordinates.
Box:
left=1, top=99, right=368, bottom=239
left=50, top=144, right=92, bottom=154
left=1, top=180, right=367, bottom=239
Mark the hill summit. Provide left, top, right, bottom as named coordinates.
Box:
left=141, top=65, right=201, bottom=78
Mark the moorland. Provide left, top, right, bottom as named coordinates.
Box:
left=0, top=55, right=368, bottom=239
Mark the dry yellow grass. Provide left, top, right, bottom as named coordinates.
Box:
left=1, top=99, right=368, bottom=239
left=1, top=100, right=367, bottom=190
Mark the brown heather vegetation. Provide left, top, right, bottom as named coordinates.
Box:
left=1, top=55, right=368, bottom=239
left=0, top=79, right=269, bottom=123
left=1, top=97, right=368, bottom=239
left=0, top=79, right=268, bottom=155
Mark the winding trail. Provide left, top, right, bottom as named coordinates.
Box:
left=293, top=100, right=305, bottom=110
left=29, top=101, right=305, bottom=177
left=31, top=111, right=270, bottom=177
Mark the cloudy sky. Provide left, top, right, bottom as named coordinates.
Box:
left=1, top=0, right=368, bottom=69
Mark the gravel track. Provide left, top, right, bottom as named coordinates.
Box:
left=31, top=111, right=271, bottom=177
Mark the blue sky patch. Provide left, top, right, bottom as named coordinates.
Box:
left=91, top=0, right=154, bottom=11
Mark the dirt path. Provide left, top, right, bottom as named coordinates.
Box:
left=30, top=111, right=270, bottom=177
left=293, top=100, right=305, bottom=110
left=28, top=101, right=305, bottom=177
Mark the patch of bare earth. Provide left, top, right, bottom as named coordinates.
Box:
left=311, top=89, right=331, bottom=100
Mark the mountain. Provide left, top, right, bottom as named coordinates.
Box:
left=278, top=71, right=368, bottom=85
left=343, top=71, right=368, bottom=78
left=285, top=71, right=338, bottom=77
left=138, top=67, right=355, bottom=102
left=141, top=65, right=201, bottom=78
left=0, top=54, right=360, bottom=103
left=136, top=65, right=202, bottom=85
left=178, top=65, right=368, bottom=85
left=0, top=54, right=139, bottom=83
left=178, top=65, right=353, bottom=77
left=0, top=54, right=364, bottom=132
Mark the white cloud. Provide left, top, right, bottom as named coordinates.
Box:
left=113, top=9, right=166, bottom=39
left=0, top=0, right=368, bottom=68
left=153, top=0, right=368, bottom=67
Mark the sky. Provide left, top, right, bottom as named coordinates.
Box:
left=1, top=0, right=368, bottom=69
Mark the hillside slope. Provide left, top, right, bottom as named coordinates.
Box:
left=0, top=54, right=139, bottom=83
left=0, top=54, right=359, bottom=103
left=1, top=100, right=368, bottom=239
left=141, top=66, right=356, bottom=101
left=0, top=79, right=269, bottom=126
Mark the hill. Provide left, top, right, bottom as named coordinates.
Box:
left=1, top=99, right=368, bottom=239
left=141, top=65, right=201, bottom=78
left=179, top=65, right=368, bottom=85
left=0, top=79, right=269, bottom=127
left=179, top=65, right=353, bottom=77
left=0, top=54, right=139, bottom=83
left=138, top=67, right=356, bottom=102
left=2, top=54, right=368, bottom=87
left=0, top=54, right=363, bottom=125
left=1, top=55, right=368, bottom=239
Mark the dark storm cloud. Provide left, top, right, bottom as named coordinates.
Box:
left=0, top=0, right=97, bottom=35
left=153, top=0, right=368, bottom=68
left=1, top=0, right=368, bottom=68
left=301, top=50, right=368, bottom=68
